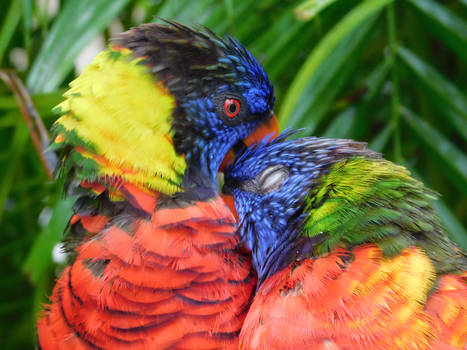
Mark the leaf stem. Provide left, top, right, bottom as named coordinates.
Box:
left=0, top=70, right=56, bottom=179
left=387, top=3, right=401, bottom=162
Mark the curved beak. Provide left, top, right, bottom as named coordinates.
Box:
left=219, top=113, right=279, bottom=221
left=244, top=113, right=279, bottom=148
left=219, top=114, right=279, bottom=172
left=221, top=192, right=238, bottom=221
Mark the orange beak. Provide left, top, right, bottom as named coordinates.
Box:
left=243, top=114, right=279, bottom=148
left=220, top=114, right=279, bottom=220
left=221, top=192, right=239, bottom=221
left=219, top=114, right=279, bottom=172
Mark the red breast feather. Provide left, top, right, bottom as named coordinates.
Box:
left=38, top=194, right=256, bottom=349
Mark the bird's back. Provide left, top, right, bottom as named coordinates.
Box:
left=240, top=244, right=466, bottom=350
left=228, top=137, right=466, bottom=350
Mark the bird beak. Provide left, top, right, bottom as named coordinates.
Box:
left=219, top=113, right=279, bottom=221
left=221, top=192, right=238, bottom=221
left=219, top=113, right=279, bottom=172
left=244, top=113, right=279, bottom=148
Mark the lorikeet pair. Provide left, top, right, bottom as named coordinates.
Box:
left=37, top=21, right=466, bottom=350
left=37, top=21, right=276, bottom=349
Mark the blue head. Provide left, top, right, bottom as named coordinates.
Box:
left=223, top=133, right=375, bottom=284
left=117, top=21, right=275, bottom=194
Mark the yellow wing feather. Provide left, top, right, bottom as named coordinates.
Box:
left=55, top=49, right=186, bottom=194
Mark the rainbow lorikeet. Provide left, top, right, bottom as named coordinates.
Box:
left=37, top=21, right=278, bottom=349
left=223, top=134, right=467, bottom=350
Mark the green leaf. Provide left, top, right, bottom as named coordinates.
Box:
left=201, top=0, right=252, bottom=33
left=252, top=10, right=305, bottom=63
left=323, top=108, right=356, bottom=138
left=279, top=0, right=393, bottom=130
left=250, top=10, right=307, bottom=80
left=23, top=0, right=33, bottom=54
left=0, top=112, right=16, bottom=129
left=358, top=60, right=390, bottom=107
left=324, top=60, right=388, bottom=139
left=223, top=0, right=234, bottom=22
left=407, top=166, right=467, bottom=250
left=22, top=196, right=76, bottom=284
left=397, top=46, right=467, bottom=140
left=0, top=120, right=29, bottom=222
left=279, top=16, right=375, bottom=131
left=408, top=0, right=467, bottom=61
left=432, top=199, right=467, bottom=250
left=0, top=90, right=65, bottom=114
left=155, top=0, right=220, bottom=25
left=27, top=0, right=130, bottom=94
left=31, top=90, right=67, bottom=118
left=400, top=105, right=467, bottom=194
left=0, top=95, right=18, bottom=109
left=369, top=124, right=392, bottom=152
left=0, top=0, right=22, bottom=64
left=295, top=0, right=339, bottom=21
left=324, top=61, right=388, bottom=139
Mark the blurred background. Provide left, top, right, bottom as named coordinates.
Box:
left=0, top=0, right=466, bottom=347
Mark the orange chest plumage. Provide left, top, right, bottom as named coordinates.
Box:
left=37, top=190, right=256, bottom=350
left=240, top=245, right=466, bottom=350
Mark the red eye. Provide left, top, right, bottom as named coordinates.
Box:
left=224, top=98, right=241, bottom=118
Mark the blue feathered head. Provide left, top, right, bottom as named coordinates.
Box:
left=117, top=21, right=275, bottom=188
left=224, top=132, right=377, bottom=283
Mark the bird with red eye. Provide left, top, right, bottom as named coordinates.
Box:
left=224, top=98, right=241, bottom=118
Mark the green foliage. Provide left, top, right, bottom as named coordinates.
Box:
left=0, top=0, right=465, bottom=348
left=27, top=0, right=131, bottom=93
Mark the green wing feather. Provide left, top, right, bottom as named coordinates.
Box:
left=303, top=157, right=465, bottom=273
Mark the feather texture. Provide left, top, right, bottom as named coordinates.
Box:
left=53, top=48, right=186, bottom=194
left=38, top=189, right=256, bottom=349
left=240, top=245, right=466, bottom=350
left=37, top=20, right=278, bottom=349
left=224, top=134, right=466, bottom=350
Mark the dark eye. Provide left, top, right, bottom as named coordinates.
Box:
left=224, top=98, right=241, bottom=118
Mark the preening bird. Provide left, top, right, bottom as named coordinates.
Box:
left=37, top=21, right=278, bottom=349
left=224, top=133, right=466, bottom=350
